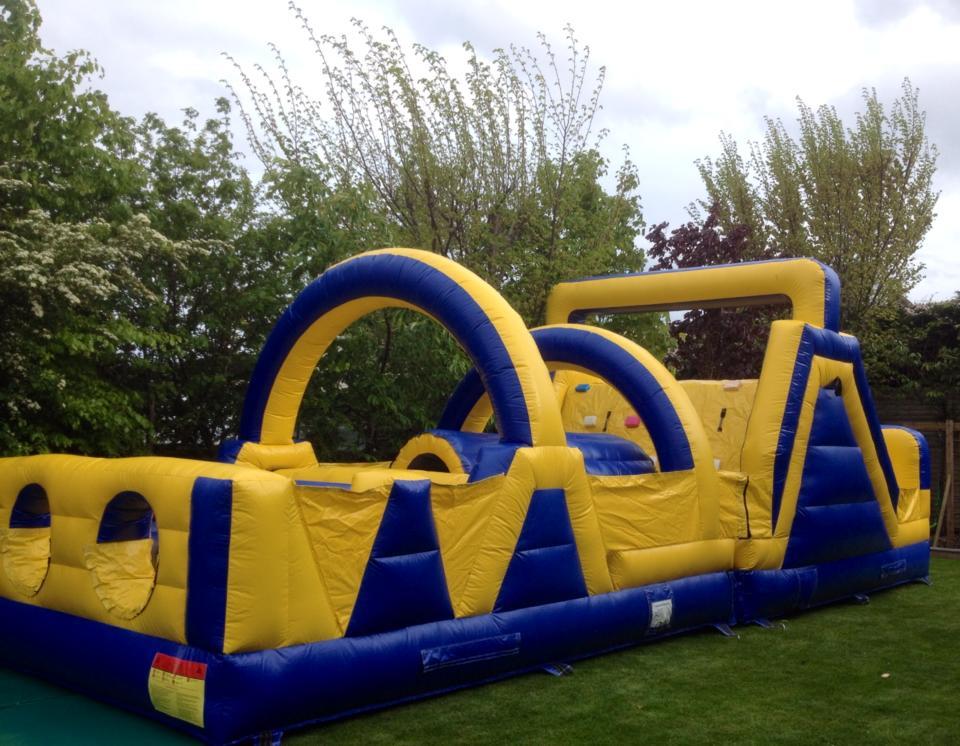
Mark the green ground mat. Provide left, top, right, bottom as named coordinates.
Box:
left=0, top=669, right=188, bottom=745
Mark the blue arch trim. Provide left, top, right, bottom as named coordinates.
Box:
left=771, top=325, right=899, bottom=528
left=240, top=253, right=533, bottom=446
left=819, top=262, right=841, bottom=332
left=562, top=258, right=842, bottom=332
left=440, top=327, right=695, bottom=472
left=438, top=368, right=486, bottom=431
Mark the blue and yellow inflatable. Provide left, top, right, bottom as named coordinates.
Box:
left=0, top=250, right=930, bottom=742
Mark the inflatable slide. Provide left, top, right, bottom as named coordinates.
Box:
left=0, top=249, right=929, bottom=742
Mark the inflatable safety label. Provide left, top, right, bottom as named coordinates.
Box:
left=650, top=598, right=673, bottom=629
left=148, top=653, right=206, bottom=727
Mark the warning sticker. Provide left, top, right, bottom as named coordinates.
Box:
left=148, top=653, right=207, bottom=727
left=650, top=598, right=673, bottom=630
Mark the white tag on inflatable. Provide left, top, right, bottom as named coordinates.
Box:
left=582, top=415, right=598, bottom=427
left=650, top=598, right=673, bottom=630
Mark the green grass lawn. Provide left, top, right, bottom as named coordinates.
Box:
left=2, top=559, right=957, bottom=744
left=292, top=559, right=960, bottom=745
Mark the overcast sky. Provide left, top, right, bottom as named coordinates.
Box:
left=34, top=0, right=960, bottom=301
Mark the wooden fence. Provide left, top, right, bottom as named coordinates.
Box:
left=875, top=395, right=958, bottom=549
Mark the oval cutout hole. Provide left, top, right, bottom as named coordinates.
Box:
left=85, top=491, right=159, bottom=619
left=2, top=483, right=51, bottom=596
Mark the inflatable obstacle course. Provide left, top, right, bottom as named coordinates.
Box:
left=0, top=249, right=930, bottom=743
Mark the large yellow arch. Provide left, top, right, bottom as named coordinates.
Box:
left=239, top=249, right=565, bottom=448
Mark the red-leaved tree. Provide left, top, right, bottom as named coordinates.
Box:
left=645, top=204, right=783, bottom=379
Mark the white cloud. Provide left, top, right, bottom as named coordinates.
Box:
left=914, top=186, right=960, bottom=300
left=34, top=0, right=960, bottom=300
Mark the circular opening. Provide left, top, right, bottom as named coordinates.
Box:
left=407, top=453, right=452, bottom=473
left=85, top=491, right=159, bottom=619
left=298, top=309, right=471, bottom=462
left=2, top=483, right=51, bottom=596
left=241, top=250, right=566, bottom=453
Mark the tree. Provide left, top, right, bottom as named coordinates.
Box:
left=0, top=4, right=264, bottom=459
left=229, top=14, right=650, bottom=323
left=0, top=205, right=176, bottom=454
left=865, top=295, right=960, bottom=412
left=0, top=0, right=179, bottom=455
left=645, top=204, right=781, bottom=379
left=228, top=10, right=670, bottom=457
left=116, top=102, right=271, bottom=456
left=2, top=3, right=675, bottom=463
left=0, top=0, right=141, bottom=223
left=0, top=0, right=496, bottom=462
left=696, top=81, right=938, bottom=334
